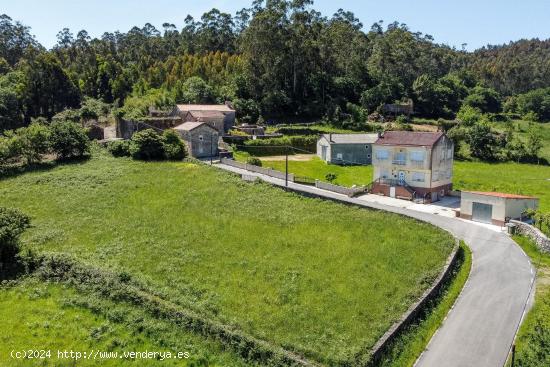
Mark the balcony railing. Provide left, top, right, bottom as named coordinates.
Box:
left=392, top=159, right=406, bottom=165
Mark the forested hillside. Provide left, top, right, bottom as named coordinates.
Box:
left=1, top=0, right=550, bottom=130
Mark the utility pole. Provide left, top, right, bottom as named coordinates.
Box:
left=285, top=146, right=289, bottom=187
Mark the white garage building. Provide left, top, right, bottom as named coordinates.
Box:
left=460, top=191, right=539, bottom=226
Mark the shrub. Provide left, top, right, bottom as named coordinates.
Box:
left=395, top=114, right=409, bottom=124
left=11, top=122, right=51, bottom=164
left=242, top=135, right=317, bottom=156
left=129, top=129, right=165, bottom=160
left=325, top=173, right=337, bottom=183
left=107, top=140, right=131, bottom=157
left=246, top=157, right=262, bottom=167
left=50, top=121, right=91, bottom=160
left=456, top=105, right=482, bottom=126
left=0, top=207, right=30, bottom=263
left=162, top=130, right=186, bottom=160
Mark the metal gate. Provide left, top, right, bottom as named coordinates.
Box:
left=472, top=202, right=493, bottom=224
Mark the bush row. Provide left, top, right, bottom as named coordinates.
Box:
left=24, top=252, right=311, bottom=366
left=241, top=135, right=317, bottom=156
left=107, top=129, right=186, bottom=161
left=0, top=121, right=90, bottom=167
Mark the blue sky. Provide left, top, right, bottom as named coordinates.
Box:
left=2, top=0, right=549, bottom=51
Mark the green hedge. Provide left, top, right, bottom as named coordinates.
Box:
left=241, top=135, right=317, bottom=156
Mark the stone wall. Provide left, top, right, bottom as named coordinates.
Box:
left=510, top=220, right=550, bottom=253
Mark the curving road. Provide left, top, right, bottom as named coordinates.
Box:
left=216, top=163, right=535, bottom=367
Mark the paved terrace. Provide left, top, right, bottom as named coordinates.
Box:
left=214, top=162, right=535, bottom=367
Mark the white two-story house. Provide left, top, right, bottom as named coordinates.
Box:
left=371, top=131, right=453, bottom=202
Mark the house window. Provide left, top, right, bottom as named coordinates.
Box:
left=199, top=135, right=204, bottom=141
left=412, top=172, right=425, bottom=182
left=367, top=154, right=371, bottom=158
left=410, top=151, right=425, bottom=161
left=376, top=149, right=389, bottom=160
left=393, top=152, right=406, bottom=165
left=365, top=145, right=370, bottom=150
left=336, top=153, right=343, bottom=160
left=432, top=170, right=439, bottom=182
left=447, top=148, right=453, bottom=160
left=380, top=169, right=390, bottom=179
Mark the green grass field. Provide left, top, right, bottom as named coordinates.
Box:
left=0, top=279, right=247, bottom=366
left=0, top=150, right=454, bottom=365
left=509, top=236, right=550, bottom=367
left=245, top=155, right=550, bottom=211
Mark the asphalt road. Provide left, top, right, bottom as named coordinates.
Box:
left=216, top=163, right=535, bottom=367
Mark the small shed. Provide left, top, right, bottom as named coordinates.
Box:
left=317, top=133, right=378, bottom=165
left=173, top=121, right=219, bottom=158
left=460, top=191, right=539, bottom=226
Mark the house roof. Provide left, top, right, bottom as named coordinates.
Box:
left=176, top=104, right=234, bottom=112
left=173, top=121, right=217, bottom=132
left=188, top=110, right=226, bottom=121
left=464, top=191, right=538, bottom=200
left=374, top=131, right=444, bottom=147
left=321, top=133, right=379, bottom=144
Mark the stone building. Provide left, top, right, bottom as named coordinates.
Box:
left=173, top=122, right=219, bottom=158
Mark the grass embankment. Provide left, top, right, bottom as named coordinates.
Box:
left=0, top=279, right=246, bottom=366
left=0, top=151, right=453, bottom=365
left=379, top=242, right=472, bottom=367
left=509, top=235, right=550, bottom=367
left=239, top=155, right=550, bottom=210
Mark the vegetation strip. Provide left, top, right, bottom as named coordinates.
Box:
left=25, top=252, right=317, bottom=367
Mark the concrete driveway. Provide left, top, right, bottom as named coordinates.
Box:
left=215, top=162, right=535, bottom=367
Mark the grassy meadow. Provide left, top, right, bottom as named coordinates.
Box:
left=0, top=150, right=454, bottom=365
left=0, top=279, right=247, bottom=366
left=509, top=236, right=550, bottom=367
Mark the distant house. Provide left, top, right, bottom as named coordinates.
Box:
left=317, top=133, right=379, bottom=165
left=382, top=100, right=414, bottom=118
left=371, top=131, right=454, bottom=202
left=171, top=104, right=235, bottom=134
left=173, top=122, right=219, bottom=158
left=460, top=191, right=538, bottom=226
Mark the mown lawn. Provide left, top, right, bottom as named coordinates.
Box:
left=0, top=151, right=453, bottom=365
left=247, top=155, right=550, bottom=211
left=509, top=236, right=550, bottom=367
left=0, top=279, right=247, bottom=366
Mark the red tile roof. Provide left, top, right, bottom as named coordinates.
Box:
left=374, top=131, right=444, bottom=147
left=465, top=191, right=538, bottom=199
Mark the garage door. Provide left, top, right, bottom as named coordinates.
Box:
left=472, top=202, right=493, bottom=224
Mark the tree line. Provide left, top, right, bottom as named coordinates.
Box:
left=1, top=0, right=550, bottom=131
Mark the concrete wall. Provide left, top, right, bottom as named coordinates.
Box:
left=316, top=136, right=373, bottom=165
left=316, top=138, right=331, bottom=162
left=430, top=135, right=454, bottom=189
left=460, top=192, right=506, bottom=225
left=505, top=198, right=539, bottom=220
left=329, top=143, right=372, bottom=165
